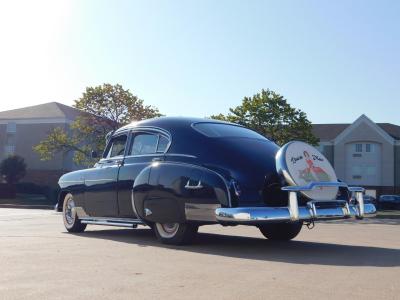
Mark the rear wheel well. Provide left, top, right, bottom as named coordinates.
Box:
left=57, top=191, right=69, bottom=212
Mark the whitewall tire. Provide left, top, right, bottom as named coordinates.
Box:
left=153, top=222, right=198, bottom=245
left=62, top=193, right=87, bottom=233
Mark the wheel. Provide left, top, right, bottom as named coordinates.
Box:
left=62, top=193, right=87, bottom=233
left=258, top=222, right=303, bottom=241
left=153, top=222, right=198, bottom=245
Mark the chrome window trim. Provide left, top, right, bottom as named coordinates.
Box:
left=124, top=153, right=197, bottom=159
left=102, top=130, right=130, bottom=159
left=98, top=155, right=125, bottom=164
left=191, top=121, right=244, bottom=129
left=127, top=127, right=172, bottom=157
left=165, top=153, right=197, bottom=158
left=190, top=121, right=267, bottom=140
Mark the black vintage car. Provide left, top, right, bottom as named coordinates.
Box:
left=57, top=117, right=376, bottom=245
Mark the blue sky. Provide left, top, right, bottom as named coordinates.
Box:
left=0, top=0, right=399, bottom=124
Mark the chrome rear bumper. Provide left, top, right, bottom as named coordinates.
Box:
left=215, top=202, right=376, bottom=224
left=216, top=181, right=376, bottom=224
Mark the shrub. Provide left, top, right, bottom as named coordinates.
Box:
left=0, top=155, right=27, bottom=184
left=15, top=182, right=60, bottom=204
left=0, top=183, right=16, bottom=199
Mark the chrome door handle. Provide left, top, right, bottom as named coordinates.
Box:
left=185, top=180, right=203, bottom=190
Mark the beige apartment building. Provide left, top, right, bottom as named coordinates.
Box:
left=0, top=102, right=83, bottom=186
left=313, top=114, right=400, bottom=197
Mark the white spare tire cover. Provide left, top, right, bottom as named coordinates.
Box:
left=276, top=141, right=338, bottom=200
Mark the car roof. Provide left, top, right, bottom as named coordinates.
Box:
left=115, top=116, right=240, bottom=134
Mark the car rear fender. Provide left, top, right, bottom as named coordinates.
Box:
left=132, top=162, right=230, bottom=223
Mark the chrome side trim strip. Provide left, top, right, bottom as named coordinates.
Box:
left=84, top=178, right=114, bottom=183
left=80, top=220, right=141, bottom=227
left=80, top=216, right=145, bottom=227
left=59, top=180, right=85, bottom=185
left=80, top=217, right=143, bottom=222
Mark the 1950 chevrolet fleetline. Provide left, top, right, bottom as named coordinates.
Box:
left=57, top=117, right=376, bottom=245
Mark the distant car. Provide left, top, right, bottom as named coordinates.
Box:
left=363, top=195, right=377, bottom=206
left=347, top=195, right=376, bottom=207
left=378, top=195, right=400, bottom=209
left=56, top=117, right=376, bottom=245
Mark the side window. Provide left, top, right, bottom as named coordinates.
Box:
left=157, top=135, right=169, bottom=153
left=130, top=133, right=159, bottom=155
left=129, top=133, right=170, bottom=155
left=103, top=134, right=128, bottom=158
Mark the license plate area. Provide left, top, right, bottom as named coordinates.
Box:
left=307, top=200, right=351, bottom=219
left=309, top=200, right=347, bottom=208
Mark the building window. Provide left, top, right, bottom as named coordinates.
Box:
left=6, top=122, right=16, bottom=133
left=355, top=143, right=362, bottom=152
left=366, top=143, right=373, bottom=152
left=4, top=145, right=15, bottom=156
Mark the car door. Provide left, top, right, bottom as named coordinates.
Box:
left=117, top=129, right=170, bottom=217
left=84, top=132, right=128, bottom=217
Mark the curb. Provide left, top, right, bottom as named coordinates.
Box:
left=0, top=204, right=55, bottom=210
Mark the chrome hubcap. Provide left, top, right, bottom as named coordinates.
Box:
left=162, top=223, right=179, bottom=234
left=65, top=198, right=75, bottom=225
left=156, top=222, right=179, bottom=238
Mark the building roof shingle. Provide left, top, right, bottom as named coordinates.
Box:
left=0, top=102, right=83, bottom=121
left=313, top=122, right=400, bottom=141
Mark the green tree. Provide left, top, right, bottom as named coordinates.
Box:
left=34, top=83, right=162, bottom=167
left=0, top=155, right=27, bottom=184
left=211, top=89, right=318, bottom=146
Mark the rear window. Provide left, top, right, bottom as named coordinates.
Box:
left=193, top=123, right=265, bottom=139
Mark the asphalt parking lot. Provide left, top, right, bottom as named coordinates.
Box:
left=0, top=208, right=399, bottom=300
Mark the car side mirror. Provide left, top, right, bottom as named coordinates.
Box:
left=91, top=150, right=98, bottom=159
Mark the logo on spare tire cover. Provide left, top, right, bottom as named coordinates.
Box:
left=280, top=141, right=338, bottom=200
